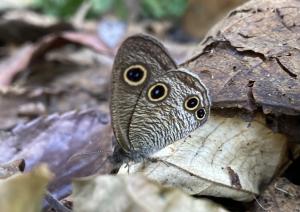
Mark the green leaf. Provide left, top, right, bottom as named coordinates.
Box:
left=142, top=0, right=188, bottom=19
left=91, top=0, right=114, bottom=14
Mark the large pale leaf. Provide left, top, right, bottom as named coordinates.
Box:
left=119, top=114, right=288, bottom=201
left=0, top=164, right=52, bottom=212
left=73, top=174, right=228, bottom=212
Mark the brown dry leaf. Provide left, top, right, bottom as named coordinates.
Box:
left=73, top=174, right=228, bottom=212
left=0, top=9, right=73, bottom=45
left=0, top=109, right=113, bottom=199
left=181, top=0, right=300, bottom=143
left=252, top=178, right=300, bottom=211
left=0, top=159, right=25, bottom=179
left=0, top=164, right=53, bottom=212
left=119, top=113, right=288, bottom=201
left=0, top=50, right=111, bottom=129
left=0, top=31, right=112, bottom=87
left=183, top=0, right=300, bottom=115
left=0, top=87, right=50, bottom=129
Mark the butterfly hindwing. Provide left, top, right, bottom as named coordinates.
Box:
left=128, top=68, right=210, bottom=157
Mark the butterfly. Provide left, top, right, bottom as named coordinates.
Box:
left=110, top=34, right=211, bottom=164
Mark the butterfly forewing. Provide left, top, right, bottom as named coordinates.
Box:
left=111, top=34, right=177, bottom=153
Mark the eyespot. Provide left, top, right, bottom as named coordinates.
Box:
left=123, top=65, right=147, bottom=86
left=184, top=96, right=200, bottom=111
left=195, top=108, right=206, bottom=120
left=147, top=83, right=169, bottom=102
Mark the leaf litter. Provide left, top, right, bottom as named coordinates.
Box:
left=0, top=0, right=300, bottom=211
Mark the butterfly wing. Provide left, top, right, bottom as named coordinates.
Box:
left=111, top=34, right=176, bottom=152
left=128, top=68, right=210, bottom=157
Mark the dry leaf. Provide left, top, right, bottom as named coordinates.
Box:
left=0, top=164, right=53, bottom=212
left=183, top=0, right=300, bottom=115
left=119, top=113, right=288, bottom=201
left=0, top=31, right=112, bottom=87
left=181, top=0, right=300, bottom=146
left=0, top=10, right=73, bottom=44
left=73, top=174, right=228, bottom=212
left=0, top=109, right=113, bottom=199
left=252, top=178, right=300, bottom=211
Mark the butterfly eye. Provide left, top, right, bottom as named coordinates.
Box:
left=184, top=96, right=200, bottom=111
left=195, top=108, right=206, bottom=120
left=147, top=82, right=169, bottom=102
left=123, top=65, right=147, bottom=86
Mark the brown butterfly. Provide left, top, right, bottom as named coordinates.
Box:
left=110, top=34, right=211, bottom=164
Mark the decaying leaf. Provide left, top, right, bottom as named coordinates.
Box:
left=252, top=178, right=300, bottom=211
left=73, top=174, right=228, bottom=212
left=0, top=109, right=113, bottom=199
left=119, top=113, right=288, bottom=201
left=0, top=159, right=25, bottom=179
left=0, top=164, right=53, bottom=212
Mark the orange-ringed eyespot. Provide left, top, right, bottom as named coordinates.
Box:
left=147, top=83, right=169, bottom=102
left=123, top=65, right=147, bottom=86
left=196, top=108, right=206, bottom=120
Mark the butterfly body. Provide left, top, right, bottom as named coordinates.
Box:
left=110, top=34, right=210, bottom=163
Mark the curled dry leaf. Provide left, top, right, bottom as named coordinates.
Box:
left=73, top=174, right=228, bottom=212
left=252, top=178, right=300, bottom=211
left=0, top=164, right=53, bottom=212
left=119, top=113, right=288, bottom=201
left=181, top=0, right=300, bottom=142
left=183, top=0, right=300, bottom=115
left=0, top=159, right=25, bottom=179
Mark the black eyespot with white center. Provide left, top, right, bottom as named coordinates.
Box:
left=196, top=108, right=206, bottom=120
left=123, top=65, right=147, bottom=86
left=147, top=83, right=169, bottom=102
left=184, top=96, right=200, bottom=111
left=127, top=68, right=143, bottom=81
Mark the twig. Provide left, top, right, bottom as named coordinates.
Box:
left=44, top=191, right=71, bottom=212
left=254, top=196, right=267, bottom=211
